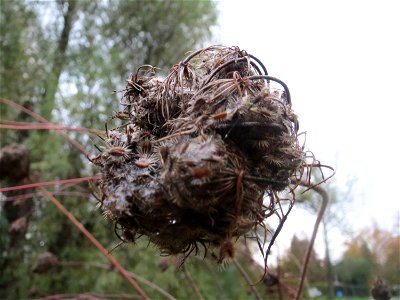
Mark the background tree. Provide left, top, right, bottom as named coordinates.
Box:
left=1, top=1, right=221, bottom=298
left=381, top=236, right=400, bottom=286
left=40, top=0, right=77, bottom=120
left=334, top=226, right=399, bottom=297
left=0, top=0, right=49, bottom=145
left=335, top=235, right=375, bottom=297
left=360, top=226, right=400, bottom=287
left=279, top=234, right=325, bottom=296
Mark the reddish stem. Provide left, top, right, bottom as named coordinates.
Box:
left=0, top=191, right=91, bottom=202
left=0, top=123, right=101, bottom=134
left=295, top=181, right=329, bottom=300
left=0, top=175, right=101, bottom=193
left=39, top=188, right=149, bottom=300
left=0, top=97, right=91, bottom=156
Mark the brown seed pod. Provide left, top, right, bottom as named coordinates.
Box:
left=92, top=45, right=309, bottom=264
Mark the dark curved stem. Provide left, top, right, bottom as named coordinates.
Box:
left=295, top=181, right=329, bottom=300
left=264, top=202, right=294, bottom=267
left=204, top=57, right=249, bottom=85
left=248, top=54, right=269, bottom=75
left=247, top=75, right=291, bottom=105
left=183, top=48, right=206, bottom=64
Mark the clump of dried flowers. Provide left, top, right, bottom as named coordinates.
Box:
left=92, top=45, right=307, bottom=263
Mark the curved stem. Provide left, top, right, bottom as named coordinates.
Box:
left=39, top=188, right=149, bottom=300
left=247, top=76, right=291, bottom=105
left=203, top=57, right=249, bottom=86
left=248, top=54, right=269, bottom=75
left=182, top=48, right=206, bottom=64
left=295, top=181, right=329, bottom=300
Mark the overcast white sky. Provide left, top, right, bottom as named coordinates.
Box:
left=217, top=0, right=400, bottom=260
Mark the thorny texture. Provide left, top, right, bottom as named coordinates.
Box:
left=92, top=45, right=307, bottom=263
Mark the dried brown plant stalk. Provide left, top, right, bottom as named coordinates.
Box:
left=295, top=180, right=329, bottom=300
left=233, top=258, right=263, bottom=300
left=39, top=188, right=149, bottom=300
left=0, top=98, right=91, bottom=156
left=92, top=45, right=332, bottom=270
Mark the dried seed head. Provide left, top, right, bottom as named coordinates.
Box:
left=134, top=158, right=149, bottom=169
left=134, top=153, right=158, bottom=171
left=190, top=167, right=212, bottom=178
left=103, top=146, right=131, bottom=162
left=218, top=240, right=235, bottom=263
left=108, top=146, right=129, bottom=157
left=92, top=45, right=314, bottom=265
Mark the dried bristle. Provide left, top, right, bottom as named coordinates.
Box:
left=92, top=45, right=305, bottom=263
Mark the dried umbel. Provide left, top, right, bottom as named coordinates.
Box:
left=0, top=144, right=30, bottom=180
left=92, top=45, right=305, bottom=262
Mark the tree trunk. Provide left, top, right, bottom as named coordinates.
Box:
left=40, top=0, right=76, bottom=120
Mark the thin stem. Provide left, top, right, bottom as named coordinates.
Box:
left=182, top=48, right=205, bottom=64
left=60, top=261, right=177, bottom=300
left=0, top=191, right=91, bottom=202
left=264, top=202, right=294, bottom=266
left=244, top=174, right=289, bottom=187
left=233, top=258, right=263, bottom=300
left=182, top=266, right=204, bottom=300
left=0, top=97, right=91, bottom=156
left=39, top=188, right=149, bottom=300
left=0, top=175, right=101, bottom=193
left=155, top=129, right=194, bottom=143
left=203, top=57, right=248, bottom=86
left=0, top=122, right=102, bottom=134
left=248, top=54, right=269, bottom=75
left=0, top=97, right=49, bottom=123
left=295, top=181, right=329, bottom=300
left=247, top=76, right=291, bottom=105
left=237, top=247, right=297, bottom=298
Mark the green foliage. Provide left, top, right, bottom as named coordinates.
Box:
left=62, top=0, right=217, bottom=131
left=333, top=228, right=399, bottom=297
left=279, top=235, right=325, bottom=286
left=336, top=256, right=374, bottom=287
left=0, top=0, right=48, bottom=103
left=0, top=0, right=48, bottom=145
left=0, top=0, right=223, bottom=298
left=382, top=237, right=400, bottom=285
